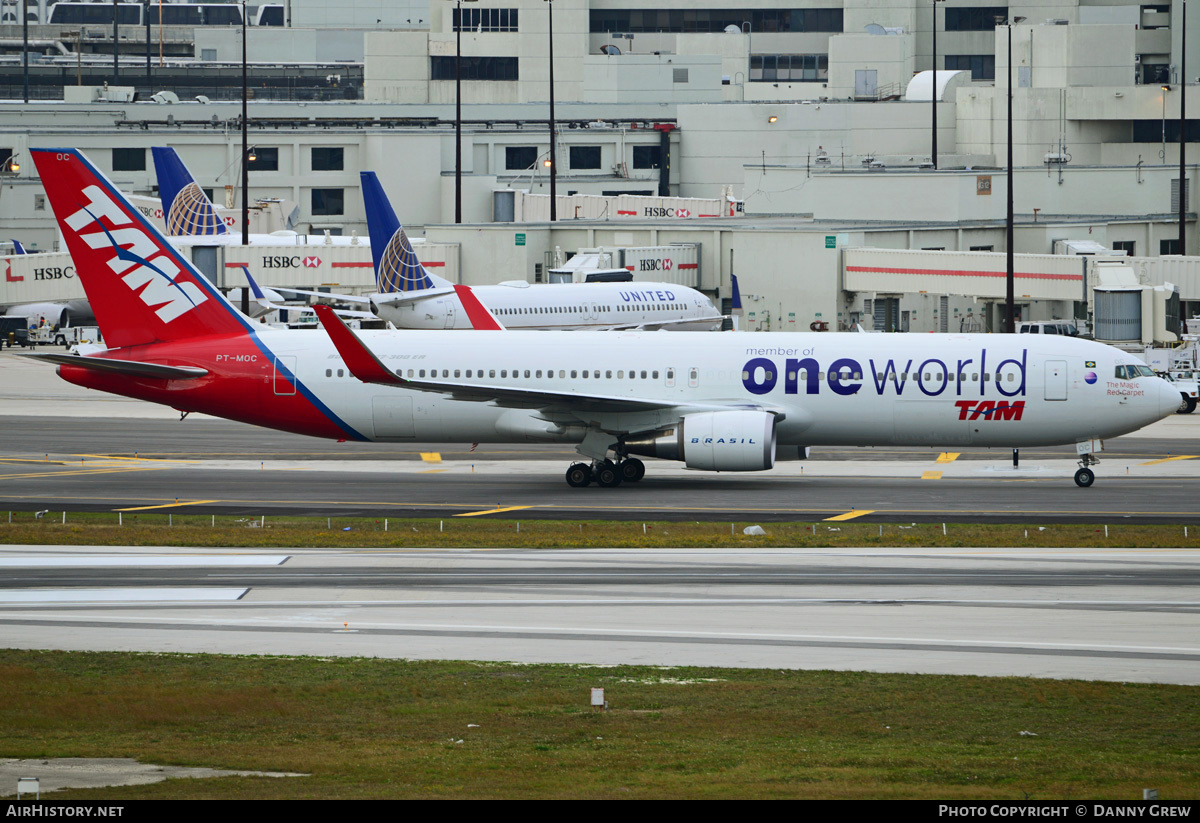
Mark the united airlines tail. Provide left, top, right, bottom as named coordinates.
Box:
left=151, top=146, right=229, bottom=237
left=32, top=149, right=251, bottom=348
left=361, top=171, right=452, bottom=293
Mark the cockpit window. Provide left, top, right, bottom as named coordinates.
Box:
left=1117, top=364, right=1156, bottom=379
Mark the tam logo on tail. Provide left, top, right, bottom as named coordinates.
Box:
left=64, top=184, right=208, bottom=323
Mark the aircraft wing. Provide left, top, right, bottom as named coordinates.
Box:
left=312, top=305, right=765, bottom=424
left=240, top=267, right=375, bottom=319
left=368, top=287, right=457, bottom=307
left=595, top=314, right=726, bottom=332
left=19, top=352, right=209, bottom=380
left=272, top=286, right=373, bottom=305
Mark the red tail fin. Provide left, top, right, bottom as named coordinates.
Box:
left=32, top=149, right=249, bottom=349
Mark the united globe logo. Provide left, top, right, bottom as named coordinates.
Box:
left=167, top=183, right=225, bottom=236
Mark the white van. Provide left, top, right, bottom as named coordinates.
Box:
left=1018, top=321, right=1079, bottom=336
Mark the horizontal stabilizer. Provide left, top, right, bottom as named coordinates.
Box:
left=20, top=352, right=209, bottom=380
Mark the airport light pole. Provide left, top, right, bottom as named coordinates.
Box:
left=999, top=15, right=1025, bottom=332
left=241, top=0, right=249, bottom=313
left=1180, top=0, right=1187, bottom=253
left=453, top=0, right=479, bottom=224
left=22, top=0, right=28, bottom=102
left=931, top=0, right=944, bottom=169
left=112, top=0, right=119, bottom=86
left=545, top=0, right=556, bottom=221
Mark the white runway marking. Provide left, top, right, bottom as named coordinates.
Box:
left=0, top=555, right=289, bottom=567
left=0, top=588, right=248, bottom=603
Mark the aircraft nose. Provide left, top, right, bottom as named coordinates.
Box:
left=1158, top=378, right=1182, bottom=418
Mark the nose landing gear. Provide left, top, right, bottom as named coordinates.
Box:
left=1075, top=453, right=1099, bottom=488
left=564, top=457, right=646, bottom=488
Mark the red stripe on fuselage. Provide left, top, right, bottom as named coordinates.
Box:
left=452, top=284, right=504, bottom=330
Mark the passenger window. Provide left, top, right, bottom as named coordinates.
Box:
left=559, top=370, right=566, bottom=378
left=501, top=370, right=508, bottom=378
left=971, top=373, right=978, bottom=381
left=641, top=370, right=648, bottom=379
left=788, top=371, right=797, bottom=381
left=337, top=369, right=344, bottom=377
left=594, top=371, right=600, bottom=378
left=571, top=370, right=578, bottom=378
left=419, top=369, right=426, bottom=378
left=407, top=369, right=414, bottom=377
left=652, top=371, right=659, bottom=379
left=606, top=370, right=612, bottom=378
left=536, top=370, right=542, bottom=378
left=525, top=370, right=531, bottom=378
left=325, top=369, right=332, bottom=377
left=581, top=370, right=587, bottom=379
left=465, top=370, right=472, bottom=378
left=454, top=370, right=461, bottom=378
left=618, top=370, right=624, bottom=378
left=489, top=370, right=496, bottom=378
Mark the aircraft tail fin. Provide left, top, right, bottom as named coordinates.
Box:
left=10, top=239, right=25, bottom=254
left=361, top=171, right=452, bottom=293
left=151, top=146, right=229, bottom=237
left=32, top=148, right=251, bottom=348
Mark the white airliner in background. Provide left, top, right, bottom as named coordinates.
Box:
left=24, top=148, right=1181, bottom=489
left=274, top=172, right=725, bottom=331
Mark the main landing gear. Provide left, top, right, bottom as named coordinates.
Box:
left=565, top=457, right=645, bottom=488
left=1074, top=453, right=1099, bottom=488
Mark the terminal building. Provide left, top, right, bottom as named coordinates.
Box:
left=2, top=0, right=1200, bottom=337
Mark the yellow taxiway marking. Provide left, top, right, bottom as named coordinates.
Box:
left=419, top=469, right=449, bottom=474
left=824, top=510, right=875, bottom=522
left=1139, top=455, right=1199, bottom=466
left=922, top=471, right=943, bottom=480
left=936, top=452, right=961, bottom=463
left=420, top=452, right=442, bottom=463
left=115, top=500, right=220, bottom=512
left=74, top=454, right=201, bottom=464
left=0, top=458, right=68, bottom=465
left=455, top=505, right=534, bottom=517
left=0, top=466, right=165, bottom=481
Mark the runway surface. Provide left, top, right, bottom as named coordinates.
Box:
left=2, top=351, right=1199, bottom=522
left=3, top=545, right=1197, bottom=684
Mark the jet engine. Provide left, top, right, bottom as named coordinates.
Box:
left=624, top=410, right=778, bottom=471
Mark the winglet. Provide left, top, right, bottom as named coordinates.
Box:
left=452, top=284, right=506, bottom=331
left=241, top=265, right=266, bottom=300
left=313, top=304, right=406, bottom=386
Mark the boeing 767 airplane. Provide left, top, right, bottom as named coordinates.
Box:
left=24, top=148, right=1180, bottom=488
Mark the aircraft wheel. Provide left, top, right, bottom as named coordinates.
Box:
left=596, top=461, right=623, bottom=488
left=1074, top=467, right=1095, bottom=488
left=566, top=463, right=592, bottom=488
left=620, top=458, right=645, bottom=483
left=55, top=335, right=67, bottom=348
left=1178, top=395, right=1197, bottom=415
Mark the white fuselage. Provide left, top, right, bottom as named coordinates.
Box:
left=371, top=282, right=722, bottom=331
left=236, top=330, right=1175, bottom=448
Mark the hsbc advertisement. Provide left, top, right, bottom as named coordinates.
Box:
left=1, top=251, right=86, bottom=303
left=222, top=243, right=457, bottom=290
left=620, top=244, right=700, bottom=288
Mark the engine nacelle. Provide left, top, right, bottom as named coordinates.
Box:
left=625, top=410, right=778, bottom=471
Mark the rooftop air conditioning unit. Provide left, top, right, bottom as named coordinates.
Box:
left=1044, top=151, right=1070, bottom=165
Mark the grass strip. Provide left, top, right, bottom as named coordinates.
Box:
left=2, top=511, right=1199, bottom=549
left=1, top=649, right=1197, bottom=799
